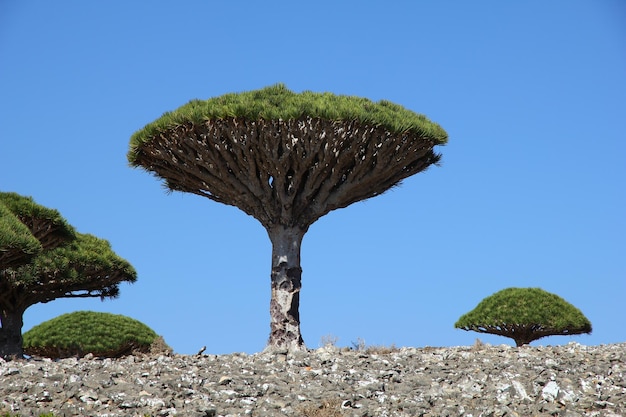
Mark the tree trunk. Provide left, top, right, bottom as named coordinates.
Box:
left=0, top=309, right=25, bottom=359
left=266, top=225, right=306, bottom=351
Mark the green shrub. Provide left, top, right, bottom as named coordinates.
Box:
left=455, top=287, right=592, bottom=346
left=23, top=311, right=162, bottom=358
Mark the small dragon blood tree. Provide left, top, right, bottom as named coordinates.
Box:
left=128, top=84, right=447, bottom=351
left=455, top=287, right=592, bottom=346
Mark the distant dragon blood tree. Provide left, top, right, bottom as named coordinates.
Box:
left=128, top=84, right=447, bottom=350
left=0, top=192, right=137, bottom=358
left=455, top=287, right=592, bottom=347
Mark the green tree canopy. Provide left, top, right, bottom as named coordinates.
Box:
left=129, top=83, right=447, bottom=165
left=23, top=311, right=159, bottom=358
left=128, top=84, right=447, bottom=351
left=0, top=202, right=42, bottom=268
left=0, top=192, right=75, bottom=252
left=4, top=232, right=137, bottom=302
left=455, top=287, right=592, bottom=346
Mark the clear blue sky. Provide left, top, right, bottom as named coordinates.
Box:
left=1, top=1, right=624, bottom=355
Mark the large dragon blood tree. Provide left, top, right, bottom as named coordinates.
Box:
left=128, top=84, right=448, bottom=350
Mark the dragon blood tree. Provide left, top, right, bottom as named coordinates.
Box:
left=0, top=192, right=137, bottom=358
left=455, top=287, right=592, bottom=347
left=128, top=84, right=447, bottom=351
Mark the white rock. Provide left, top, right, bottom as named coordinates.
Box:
left=542, top=381, right=560, bottom=402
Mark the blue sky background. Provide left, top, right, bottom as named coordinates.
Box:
left=1, top=1, right=624, bottom=355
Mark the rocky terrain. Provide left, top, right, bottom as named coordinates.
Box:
left=1, top=342, right=624, bottom=417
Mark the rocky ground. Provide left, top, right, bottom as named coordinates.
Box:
left=0, top=342, right=624, bottom=417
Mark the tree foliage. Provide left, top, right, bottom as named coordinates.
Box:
left=0, top=193, right=75, bottom=269
left=455, top=287, right=592, bottom=346
left=0, top=203, right=42, bottom=268
left=0, top=192, right=75, bottom=253
left=23, top=311, right=159, bottom=358
left=128, top=83, right=447, bottom=164
left=3, top=232, right=137, bottom=302
left=128, top=84, right=448, bottom=230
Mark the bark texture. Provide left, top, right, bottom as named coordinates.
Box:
left=132, top=116, right=442, bottom=349
left=267, top=226, right=305, bottom=350
left=0, top=308, right=24, bottom=358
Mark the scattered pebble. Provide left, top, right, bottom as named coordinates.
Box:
left=1, top=342, right=624, bottom=416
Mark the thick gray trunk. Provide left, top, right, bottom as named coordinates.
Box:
left=266, top=226, right=306, bottom=351
left=0, top=310, right=25, bottom=359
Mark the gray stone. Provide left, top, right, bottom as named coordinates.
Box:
left=0, top=342, right=624, bottom=416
